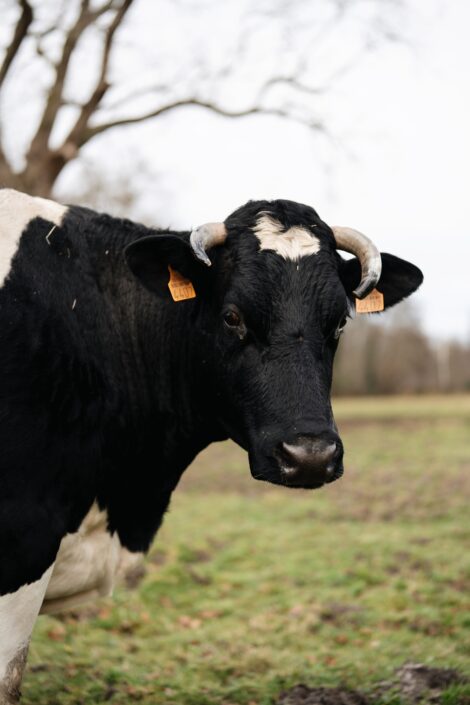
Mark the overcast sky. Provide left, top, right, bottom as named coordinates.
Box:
left=3, top=0, right=469, bottom=341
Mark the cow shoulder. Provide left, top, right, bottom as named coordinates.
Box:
left=0, top=189, right=68, bottom=287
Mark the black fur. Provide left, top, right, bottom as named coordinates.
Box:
left=0, top=197, right=423, bottom=594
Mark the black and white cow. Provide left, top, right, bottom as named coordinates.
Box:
left=0, top=188, right=423, bottom=702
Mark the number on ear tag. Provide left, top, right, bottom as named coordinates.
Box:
left=167, top=266, right=196, bottom=302
left=355, top=288, right=384, bottom=314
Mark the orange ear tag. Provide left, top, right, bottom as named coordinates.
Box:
left=167, top=265, right=196, bottom=302
left=355, top=288, right=384, bottom=314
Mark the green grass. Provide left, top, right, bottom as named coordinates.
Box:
left=24, top=395, right=470, bottom=704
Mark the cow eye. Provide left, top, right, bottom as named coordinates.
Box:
left=224, top=309, right=242, bottom=328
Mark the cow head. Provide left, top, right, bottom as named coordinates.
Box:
left=125, top=200, right=423, bottom=489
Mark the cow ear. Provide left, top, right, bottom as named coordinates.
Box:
left=125, top=234, right=203, bottom=298
left=340, top=253, right=423, bottom=311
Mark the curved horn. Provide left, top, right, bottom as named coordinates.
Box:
left=332, top=226, right=382, bottom=299
left=190, top=222, right=227, bottom=267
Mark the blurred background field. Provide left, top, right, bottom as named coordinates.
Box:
left=25, top=395, right=470, bottom=705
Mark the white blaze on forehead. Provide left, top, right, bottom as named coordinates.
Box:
left=0, top=188, right=67, bottom=287
left=253, top=213, right=321, bottom=260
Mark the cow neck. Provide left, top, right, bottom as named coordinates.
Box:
left=83, top=215, right=221, bottom=450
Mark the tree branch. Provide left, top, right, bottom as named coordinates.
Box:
left=99, top=82, right=171, bottom=111
left=0, top=0, right=33, bottom=89
left=27, top=0, right=119, bottom=158
left=258, top=75, right=324, bottom=101
left=64, top=0, right=134, bottom=149
left=79, top=98, right=322, bottom=146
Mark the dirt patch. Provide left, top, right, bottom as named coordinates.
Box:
left=277, top=685, right=367, bottom=705
left=277, top=663, right=468, bottom=705
left=387, top=663, right=468, bottom=703
left=319, top=602, right=364, bottom=627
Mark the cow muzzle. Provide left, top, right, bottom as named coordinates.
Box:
left=272, top=431, right=344, bottom=489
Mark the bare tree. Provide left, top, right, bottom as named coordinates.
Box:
left=0, top=0, right=404, bottom=198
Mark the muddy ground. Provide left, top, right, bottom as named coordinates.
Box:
left=277, top=664, right=469, bottom=705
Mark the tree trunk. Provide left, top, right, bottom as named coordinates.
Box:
left=7, top=151, right=67, bottom=198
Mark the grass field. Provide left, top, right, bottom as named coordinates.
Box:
left=24, top=396, right=470, bottom=704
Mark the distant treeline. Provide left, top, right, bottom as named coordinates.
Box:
left=333, top=306, right=470, bottom=395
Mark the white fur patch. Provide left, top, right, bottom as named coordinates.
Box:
left=0, top=565, right=54, bottom=681
left=41, top=503, right=142, bottom=614
left=253, top=213, right=320, bottom=260
left=0, top=188, right=67, bottom=287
